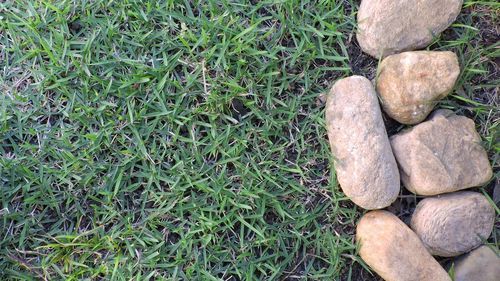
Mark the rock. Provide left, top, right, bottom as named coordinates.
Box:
left=391, top=110, right=492, bottom=195
left=493, top=179, right=500, bottom=204
left=410, top=192, right=495, bottom=257
left=357, top=0, right=463, bottom=58
left=357, top=211, right=451, bottom=281
left=452, top=246, right=500, bottom=281
left=325, top=76, right=399, bottom=209
left=377, top=51, right=460, bottom=124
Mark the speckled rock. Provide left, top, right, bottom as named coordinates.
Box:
left=377, top=51, right=460, bottom=124
left=453, top=246, right=500, bottom=281
left=357, top=0, right=463, bottom=58
left=357, top=211, right=451, bottom=281
left=325, top=76, right=399, bottom=209
left=411, top=192, right=495, bottom=257
left=391, top=110, right=493, bottom=195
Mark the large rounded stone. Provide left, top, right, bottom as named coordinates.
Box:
left=325, top=76, right=399, bottom=209
left=357, top=211, right=451, bottom=281
left=391, top=110, right=493, bottom=195
left=357, top=0, right=463, bottom=58
left=377, top=51, right=460, bottom=124
left=452, top=246, right=500, bottom=281
left=411, top=192, right=495, bottom=257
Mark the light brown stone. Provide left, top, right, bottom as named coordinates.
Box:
left=391, top=110, right=493, bottom=195
left=411, top=192, right=495, bottom=257
left=357, top=0, right=463, bottom=58
left=453, top=246, right=500, bottom=281
left=377, top=51, right=460, bottom=124
left=357, top=211, right=451, bottom=281
left=325, top=76, right=399, bottom=209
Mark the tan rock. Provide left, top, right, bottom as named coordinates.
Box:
left=453, top=246, right=500, bottom=281
left=377, top=51, right=460, bottom=124
left=391, top=110, right=493, bottom=195
left=411, top=192, right=495, bottom=257
left=325, top=76, right=399, bottom=209
left=357, top=0, right=463, bottom=58
left=357, top=211, right=451, bottom=281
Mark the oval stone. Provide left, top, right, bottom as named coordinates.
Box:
left=357, top=211, right=451, bottom=281
left=452, top=246, right=500, bottom=281
left=411, top=192, right=495, bottom=257
left=357, top=0, right=463, bottom=58
left=377, top=51, right=460, bottom=124
left=325, top=76, right=399, bottom=209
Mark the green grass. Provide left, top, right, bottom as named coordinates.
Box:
left=0, top=0, right=498, bottom=280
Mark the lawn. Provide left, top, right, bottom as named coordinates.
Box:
left=0, top=0, right=498, bottom=280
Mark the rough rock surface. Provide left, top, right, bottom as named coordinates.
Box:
left=391, top=110, right=493, bottom=195
left=377, top=51, right=460, bottom=124
left=325, top=76, right=399, bottom=209
left=357, top=211, right=451, bottom=281
left=453, top=246, right=500, bottom=281
left=411, top=192, right=495, bottom=257
left=357, top=0, right=463, bottom=58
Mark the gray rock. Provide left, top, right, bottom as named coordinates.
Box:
left=357, top=0, right=463, bottom=58
left=325, top=76, right=399, bottom=209
left=391, top=110, right=493, bottom=195
left=411, top=192, right=495, bottom=257
left=493, top=179, right=500, bottom=204
left=357, top=211, right=451, bottom=281
left=453, top=246, right=500, bottom=281
left=377, top=51, right=460, bottom=124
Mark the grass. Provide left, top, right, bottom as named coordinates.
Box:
left=0, top=0, right=498, bottom=280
